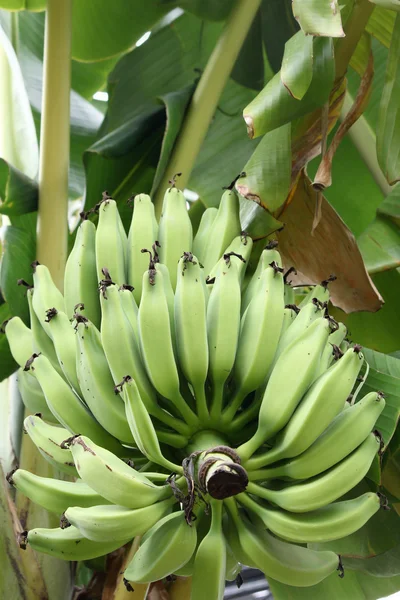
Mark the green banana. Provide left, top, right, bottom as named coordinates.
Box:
left=245, top=346, right=364, bottom=469
left=226, top=499, right=339, bottom=587
left=248, top=391, right=385, bottom=480
left=26, top=353, right=123, bottom=456
left=127, top=193, right=158, bottom=303
left=121, top=375, right=182, bottom=472
left=237, top=317, right=331, bottom=460
left=68, top=435, right=173, bottom=509
left=7, top=469, right=109, bottom=515
left=240, top=242, right=280, bottom=315
left=44, top=308, right=81, bottom=394
left=207, top=256, right=242, bottom=420
left=75, top=316, right=134, bottom=444
left=65, top=497, right=175, bottom=542
left=192, top=207, right=218, bottom=264
left=191, top=500, right=226, bottom=600
left=207, top=232, right=253, bottom=284
left=95, top=198, right=127, bottom=286
left=25, top=525, right=131, bottom=561
left=158, top=186, right=193, bottom=290
left=32, top=264, right=65, bottom=336
left=64, top=219, right=101, bottom=327
left=23, top=415, right=78, bottom=476
left=202, top=189, right=241, bottom=277
left=124, top=511, right=197, bottom=583
left=237, top=491, right=381, bottom=544
left=247, top=433, right=380, bottom=512
left=5, top=317, right=34, bottom=367
left=315, top=322, right=347, bottom=378
left=27, top=289, right=61, bottom=374
left=16, top=368, right=55, bottom=421
left=174, top=253, right=209, bottom=421
left=138, top=265, right=199, bottom=428
left=118, top=284, right=139, bottom=343
left=222, top=260, right=285, bottom=424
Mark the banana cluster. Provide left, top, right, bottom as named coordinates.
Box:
left=5, top=185, right=386, bottom=597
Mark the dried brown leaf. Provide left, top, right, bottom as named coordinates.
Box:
left=276, top=169, right=384, bottom=313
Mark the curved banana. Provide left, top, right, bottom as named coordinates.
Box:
left=138, top=265, right=199, bottom=429
left=68, top=435, right=173, bottom=509
left=202, top=189, right=241, bottom=277
left=248, top=391, right=385, bottom=480
left=75, top=316, right=134, bottom=444
left=121, top=375, right=182, bottom=472
left=5, top=317, right=34, bottom=367
left=95, top=198, right=127, bottom=286
left=26, top=353, right=123, bottom=456
left=223, top=260, right=285, bottom=424
left=315, top=322, right=347, bottom=378
left=127, top=193, right=158, bottom=303
left=247, top=433, right=380, bottom=512
left=27, top=289, right=61, bottom=373
left=158, top=186, right=193, bottom=290
left=237, top=317, right=331, bottom=461
left=207, top=232, right=253, bottom=285
left=124, top=511, right=197, bottom=583
left=31, top=264, right=65, bottom=336
left=16, top=368, right=55, bottom=421
left=192, top=207, right=218, bottom=264
left=118, top=284, right=139, bottom=343
left=44, top=308, right=81, bottom=394
left=7, top=469, right=109, bottom=515
left=26, top=525, right=131, bottom=561
left=241, top=242, right=280, bottom=315
left=65, top=496, right=175, bottom=542
left=64, top=219, right=101, bottom=327
left=226, top=499, right=339, bottom=587
left=245, top=346, right=364, bottom=469
left=23, top=414, right=78, bottom=476
left=175, top=253, right=209, bottom=421
left=191, top=500, right=226, bottom=600
left=207, top=257, right=242, bottom=420
left=237, top=492, right=381, bottom=544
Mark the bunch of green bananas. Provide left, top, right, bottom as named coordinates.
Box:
left=4, top=184, right=387, bottom=597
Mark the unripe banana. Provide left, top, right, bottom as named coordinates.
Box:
left=237, top=317, right=331, bottom=460
left=32, top=264, right=65, bottom=336
left=75, top=316, right=134, bottom=444
left=226, top=499, right=339, bottom=587
left=192, top=207, right=218, bottom=263
left=247, top=433, right=380, bottom=512
left=298, top=278, right=334, bottom=307
left=16, top=368, right=55, bottom=421
left=315, top=322, right=347, bottom=378
left=118, top=284, right=139, bottom=343
left=27, top=289, right=61, bottom=373
left=202, top=190, right=241, bottom=277
left=26, top=353, right=123, bottom=456
left=7, top=469, right=109, bottom=515
left=207, top=232, right=253, bottom=284
left=25, top=525, right=131, bottom=561
left=191, top=500, right=226, bottom=600
left=245, top=346, right=364, bottom=469
left=5, top=317, right=34, bottom=367
left=248, top=391, right=385, bottom=480
left=124, top=511, right=197, bottom=583
left=207, top=257, right=242, bottom=420
left=44, top=308, right=81, bottom=394
left=64, top=219, right=101, bottom=327
left=158, top=186, right=193, bottom=290
left=175, top=253, right=209, bottom=421
left=127, top=193, right=158, bottom=303
left=68, top=435, right=173, bottom=509
left=238, top=491, right=381, bottom=544
left=223, top=261, right=285, bottom=424
left=23, top=415, right=78, bottom=476
left=121, top=375, right=182, bottom=472
left=138, top=266, right=199, bottom=428
left=240, top=242, right=280, bottom=315
left=65, top=497, right=175, bottom=542
left=95, top=198, right=127, bottom=285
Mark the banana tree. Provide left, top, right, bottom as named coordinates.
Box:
left=0, top=0, right=400, bottom=599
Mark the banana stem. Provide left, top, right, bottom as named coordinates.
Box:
left=193, top=384, right=210, bottom=424
left=222, top=388, right=246, bottom=424
left=209, top=380, right=225, bottom=422
left=152, top=0, right=262, bottom=215
left=37, top=0, right=72, bottom=290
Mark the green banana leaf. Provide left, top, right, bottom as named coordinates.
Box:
left=292, top=0, right=345, bottom=37
left=0, top=159, right=38, bottom=216
left=281, top=30, right=314, bottom=100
